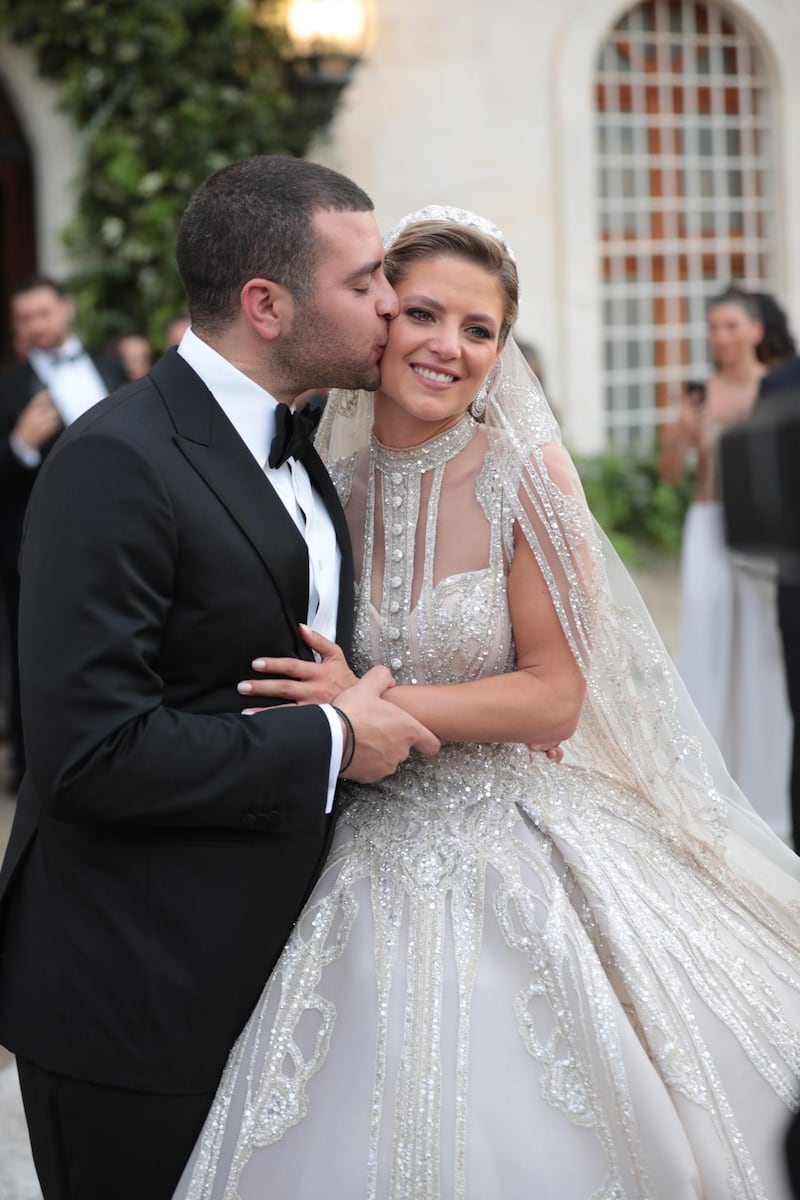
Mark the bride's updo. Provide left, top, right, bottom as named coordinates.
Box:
left=383, top=219, right=519, bottom=344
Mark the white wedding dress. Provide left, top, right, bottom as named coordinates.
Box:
left=175, top=417, right=800, bottom=1200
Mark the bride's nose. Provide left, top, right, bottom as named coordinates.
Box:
left=427, top=323, right=460, bottom=360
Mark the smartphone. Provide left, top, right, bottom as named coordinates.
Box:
left=685, top=380, right=706, bottom=406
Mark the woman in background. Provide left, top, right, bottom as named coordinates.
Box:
left=753, top=290, right=797, bottom=371
left=660, top=287, right=791, bottom=837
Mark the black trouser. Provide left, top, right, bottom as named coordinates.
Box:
left=16, top=1057, right=215, bottom=1200
left=781, top=623, right=800, bottom=852
left=0, top=565, right=24, bottom=786
left=778, top=585, right=800, bottom=850
left=788, top=1107, right=800, bottom=1199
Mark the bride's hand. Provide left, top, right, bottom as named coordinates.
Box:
left=529, top=742, right=564, bottom=764
left=237, top=624, right=358, bottom=706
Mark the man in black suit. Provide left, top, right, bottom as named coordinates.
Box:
left=758, top=355, right=800, bottom=850
left=749, top=356, right=800, bottom=1199
left=0, top=156, right=438, bottom=1200
left=0, top=276, right=127, bottom=789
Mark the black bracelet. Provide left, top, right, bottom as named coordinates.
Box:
left=331, top=705, right=356, bottom=774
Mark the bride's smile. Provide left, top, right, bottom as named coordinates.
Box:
left=372, top=255, right=504, bottom=448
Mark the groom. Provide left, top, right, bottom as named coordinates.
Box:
left=0, top=156, right=438, bottom=1199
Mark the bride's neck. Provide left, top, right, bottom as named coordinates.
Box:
left=371, top=393, right=468, bottom=449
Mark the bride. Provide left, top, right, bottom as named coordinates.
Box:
left=175, top=208, right=800, bottom=1199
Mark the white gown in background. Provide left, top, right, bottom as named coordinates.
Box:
left=680, top=499, right=792, bottom=838
left=175, top=418, right=800, bottom=1200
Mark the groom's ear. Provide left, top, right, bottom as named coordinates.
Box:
left=239, top=277, right=294, bottom=343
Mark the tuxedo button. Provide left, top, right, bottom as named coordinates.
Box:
left=243, top=810, right=283, bottom=830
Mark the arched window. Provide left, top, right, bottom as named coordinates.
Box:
left=595, top=1, right=776, bottom=451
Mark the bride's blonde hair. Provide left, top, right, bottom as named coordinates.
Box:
left=383, top=220, right=519, bottom=343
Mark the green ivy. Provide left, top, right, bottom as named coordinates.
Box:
left=0, top=0, right=340, bottom=348
left=574, top=448, right=695, bottom=565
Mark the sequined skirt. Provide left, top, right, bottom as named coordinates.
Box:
left=175, top=746, right=800, bottom=1200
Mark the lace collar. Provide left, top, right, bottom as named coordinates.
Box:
left=370, top=414, right=476, bottom=474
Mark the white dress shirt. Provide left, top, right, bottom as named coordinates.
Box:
left=11, top=337, right=109, bottom=468
left=177, top=329, right=344, bottom=811
left=29, top=336, right=108, bottom=426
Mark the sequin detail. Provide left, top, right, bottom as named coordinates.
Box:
left=182, top=423, right=800, bottom=1200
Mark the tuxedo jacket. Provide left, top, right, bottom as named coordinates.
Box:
left=0, top=352, right=128, bottom=573
left=0, top=349, right=355, bottom=1094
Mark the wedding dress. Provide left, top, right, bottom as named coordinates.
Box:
left=174, top=210, right=800, bottom=1200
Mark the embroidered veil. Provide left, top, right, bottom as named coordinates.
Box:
left=315, top=205, right=800, bottom=920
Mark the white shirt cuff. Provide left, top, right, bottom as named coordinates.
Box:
left=320, top=703, right=343, bottom=814
left=9, top=433, right=41, bottom=468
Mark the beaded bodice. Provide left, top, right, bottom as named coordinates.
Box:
left=181, top=420, right=800, bottom=1200
left=330, top=415, right=515, bottom=693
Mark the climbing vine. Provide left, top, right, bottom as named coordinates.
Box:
left=0, top=0, right=339, bottom=346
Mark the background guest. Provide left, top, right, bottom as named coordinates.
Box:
left=0, top=276, right=127, bottom=790
left=164, top=312, right=191, bottom=349
left=757, top=352, right=800, bottom=849
left=115, top=332, right=153, bottom=381
left=659, top=285, right=791, bottom=837
left=753, top=290, right=797, bottom=371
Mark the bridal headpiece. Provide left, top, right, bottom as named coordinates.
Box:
left=383, top=205, right=516, bottom=262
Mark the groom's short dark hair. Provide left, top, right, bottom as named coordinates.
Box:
left=175, top=155, right=374, bottom=334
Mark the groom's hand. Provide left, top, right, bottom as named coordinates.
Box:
left=334, top=667, right=440, bottom=783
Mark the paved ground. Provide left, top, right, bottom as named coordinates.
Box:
left=0, top=559, right=681, bottom=1196
left=0, top=1061, right=39, bottom=1200
left=0, top=746, right=41, bottom=1198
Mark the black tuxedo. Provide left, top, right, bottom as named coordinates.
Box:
left=0, top=351, right=127, bottom=567
left=0, top=349, right=355, bottom=1195
left=0, top=351, right=127, bottom=783
left=758, top=357, right=800, bottom=849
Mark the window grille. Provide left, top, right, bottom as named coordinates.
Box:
left=595, top=0, right=775, bottom=452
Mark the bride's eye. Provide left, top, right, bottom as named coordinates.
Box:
left=466, top=325, right=493, bottom=340
left=406, top=307, right=434, bottom=322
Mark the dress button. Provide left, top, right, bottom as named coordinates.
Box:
left=391, top=472, right=403, bottom=485
left=392, top=496, right=404, bottom=509
left=390, top=601, right=400, bottom=614
left=392, top=524, right=403, bottom=536
left=389, top=627, right=400, bottom=640
left=390, top=657, right=402, bottom=670
left=390, top=576, right=402, bottom=589
left=392, top=548, right=403, bottom=561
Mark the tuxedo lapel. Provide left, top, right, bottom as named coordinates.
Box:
left=301, top=443, right=355, bottom=653
left=151, top=351, right=311, bottom=651
left=90, top=351, right=128, bottom=394
left=21, top=360, right=46, bottom=407
left=20, top=360, right=65, bottom=448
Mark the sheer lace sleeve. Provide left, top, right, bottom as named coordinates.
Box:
left=317, top=339, right=800, bottom=922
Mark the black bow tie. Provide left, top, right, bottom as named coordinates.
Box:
left=268, top=403, right=321, bottom=470
left=47, top=348, right=85, bottom=366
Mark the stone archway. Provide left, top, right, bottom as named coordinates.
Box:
left=0, top=39, right=83, bottom=318
left=0, top=78, right=34, bottom=364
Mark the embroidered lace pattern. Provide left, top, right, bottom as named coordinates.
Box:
left=181, top=419, right=800, bottom=1200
